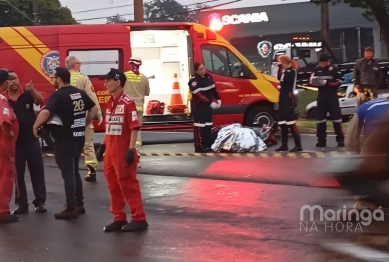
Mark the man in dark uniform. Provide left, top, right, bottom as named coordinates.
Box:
left=33, top=67, right=98, bottom=220
left=352, top=47, right=384, bottom=105
left=189, top=62, right=221, bottom=153
left=310, top=54, right=344, bottom=147
left=4, top=71, right=47, bottom=214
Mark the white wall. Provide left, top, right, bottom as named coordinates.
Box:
left=130, top=30, right=190, bottom=114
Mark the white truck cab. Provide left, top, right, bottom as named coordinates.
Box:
left=271, top=42, right=321, bottom=77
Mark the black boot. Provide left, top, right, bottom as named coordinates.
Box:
left=0, top=213, right=19, bottom=224
left=316, top=121, right=327, bottom=147
left=85, top=165, right=96, bottom=182
left=333, top=122, right=345, bottom=147
left=275, top=125, right=288, bottom=151
left=34, top=203, right=47, bottom=213
left=289, top=124, right=303, bottom=152
left=104, top=221, right=128, bottom=232
left=122, top=220, right=149, bottom=232
left=12, top=204, right=29, bottom=215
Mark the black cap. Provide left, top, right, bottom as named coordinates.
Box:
left=100, top=68, right=126, bottom=86
left=0, top=69, right=17, bottom=85
left=365, top=47, right=374, bottom=53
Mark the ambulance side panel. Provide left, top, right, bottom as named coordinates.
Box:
left=0, top=26, right=59, bottom=104
left=189, top=24, right=280, bottom=126
left=56, top=25, right=131, bottom=132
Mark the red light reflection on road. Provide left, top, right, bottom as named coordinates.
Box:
left=200, top=158, right=340, bottom=188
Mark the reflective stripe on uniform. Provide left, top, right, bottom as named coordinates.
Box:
left=192, top=84, right=215, bottom=94
left=125, top=72, right=142, bottom=82
left=85, top=159, right=98, bottom=166
left=318, top=76, right=334, bottom=80
left=278, top=120, right=296, bottom=125
left=193, top=122, right=213, bottom=127
left=70, top=72, right=83, bottom=87
left=136, top=106, right=143, bottom=112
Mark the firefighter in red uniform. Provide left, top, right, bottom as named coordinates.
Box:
left=95, top=68, right=148, bottom=232
left=0, top=69, right=19, bottom=224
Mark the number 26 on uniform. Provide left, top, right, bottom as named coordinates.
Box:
left=73, top=100, right=85, bottom=112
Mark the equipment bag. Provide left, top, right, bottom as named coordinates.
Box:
left=146, top=100, right=165, bottom=115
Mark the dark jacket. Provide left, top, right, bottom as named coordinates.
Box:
left=311, top=64, right=342, bottom=97
left=188, top=73, right=220, bottom=106
left=352, top=58, right=383, bottom=87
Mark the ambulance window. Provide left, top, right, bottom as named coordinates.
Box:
left=202, top=46, right=229, bottom=77
left=201, top=44, right=255, bottom=79
left=68, top=50, right=120, bottom=76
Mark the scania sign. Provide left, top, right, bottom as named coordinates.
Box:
left=221, top=12, right=269, bottom=25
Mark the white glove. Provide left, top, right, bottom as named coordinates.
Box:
left=217, top=100, right=221, bottom=108
left=210, top=102, right=218, bottom=109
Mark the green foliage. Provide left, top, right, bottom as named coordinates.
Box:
left=0, top=0, right=77, bottom=26
left=107, top=14, right=131, bottom=24
left=144, top=0, right=208, bottom=22
left=310, top=0, right=386, bottom=21
left=310, top=0, right=389, bottom=55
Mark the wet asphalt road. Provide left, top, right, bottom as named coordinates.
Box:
left=2, top=131, right=356, bottom=261
left=93, top=131, right=344, bottom=152
left=0, top=166, right=362, bottom=262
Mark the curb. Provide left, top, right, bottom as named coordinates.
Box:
left=44, top=151, right=346, bottom=158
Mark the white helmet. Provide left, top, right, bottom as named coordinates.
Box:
left=129, top=56, right=142, bottom=65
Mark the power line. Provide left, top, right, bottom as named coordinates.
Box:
left=67, top=0, right=153, bottom=12
left=76, top=0, right=229, bottom=22
left=64, top=0, right=129, bottom=9
left=73, top=4, right=133, bottom=14
left=73, top=0, right=220, bottom=15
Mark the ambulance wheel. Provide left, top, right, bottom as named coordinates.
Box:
left=244, top=105, right=275, bottom=128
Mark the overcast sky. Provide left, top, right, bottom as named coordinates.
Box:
left=60, top=0, right=308, bottom=24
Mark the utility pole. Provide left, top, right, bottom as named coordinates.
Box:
left=321, top=0, right=330, bottom=54
left=32, top=0, right=39, bottom=25
left=134, top=0, right=144, bottom=22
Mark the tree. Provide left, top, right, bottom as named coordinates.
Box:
left=0, top=0, right=77, bottom=27
left=144, top=0, right=208, bottom=22
left=107, top=14, right=129, bottom=24
left=311, top=0, right=389, bottom=56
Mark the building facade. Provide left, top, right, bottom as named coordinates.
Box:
left=195, top=2, right=386, bottom=67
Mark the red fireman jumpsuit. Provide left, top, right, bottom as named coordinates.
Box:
left=0, top=94, right=19, bottom=219
left=104, top=90, right=147, bottom=222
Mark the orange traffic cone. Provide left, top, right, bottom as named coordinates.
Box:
left=168, top=73, right=187, bottom=114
